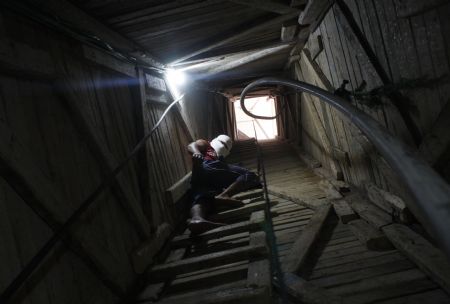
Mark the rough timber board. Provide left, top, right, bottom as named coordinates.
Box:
left=280, top=272, right=343, bottom=304
left=148, top=244, right=266, bottom=281
left=284, top=205, right=332, bottom=273
left=382, top=224, right=450, bottom=294
left=155, top=286, right=268, bottom=304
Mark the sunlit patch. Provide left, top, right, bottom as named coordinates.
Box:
left=165, top=68, right=187, bottom=99
left=234, top=96, right=278, bottom=140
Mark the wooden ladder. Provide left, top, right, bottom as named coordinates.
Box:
left=137, top=189, right=272, bottom=304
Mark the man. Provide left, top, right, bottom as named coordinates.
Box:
left=187, top=135, right=260, bottom=234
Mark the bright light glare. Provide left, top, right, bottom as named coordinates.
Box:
left=165, top=68, right=186, bottom=99
left=166, top=69, right=186, bottom=86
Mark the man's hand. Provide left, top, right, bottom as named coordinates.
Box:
left=192, top=152, right=204, bottom=160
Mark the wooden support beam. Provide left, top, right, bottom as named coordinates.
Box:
left=268, top=185, right=328, bottom=210
left=201, top=44, right=293, bottom=75
left=57, top=82, right=152, bottom=239
left=382, top=224, right=450, bottom=294
left=284, top=205, right=332, bottom=273
left=364, top=183, right=412, bottom=223
left=147, top=244, right=267, bottom=280
left=83, top=45, right=137, bottom=78
left=281, top=22, right=299, bottom=42
left=348, top=219, right=393, bottom=250
left=170, top=11, right=300, bottom=64
left=0, top=122, right=126, bottom=297
left=298, top=50, right=344, bottom=180
left=247, top=230, right=271, bottom=301
left=277, top=272, right=343, bottom=304
left=132, top=68, right=155, bottom=228
left=298, top=0, right=334, bottom=31
left=229, top=0, right=300, bottom=14
left=395, top=0, right=450, bottom=17
left=345, top=193, right=392, bottom=229
left=332, top=199, right=358, bottom=224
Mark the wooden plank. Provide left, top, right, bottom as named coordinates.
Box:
left=165, top=172, right=192, bottom=205
left=332, top=199, right=358, bottom=224
left=281, top=21, right=298, bottom=42
left=375, top=289, right=450, bottom=304
left=171, top=212, right=265, bottom=248
left=298, top=0, right=334, bottom=30
left=345, top=193, right=392, bottom=229
left=57, top=81, right=151, bottom=239
left=168, top=262, right=249, bottom=294
left=170, top=11, right=300, bottom=64
left=82, top=45, right=137, bottom=78
left=310, top=252, right=407, bottom=280
left=131, top=223, right=173, bottom=274
left=0, top=122, right=127, bottom=296
left=278, top=272, right=343, bottom=304
left=284, top=205, right=332, bottom=273
left=15, top=0, right=163, bottom=68
left=247, top=231, right=271, bottom=301
left=327, top=268, right=428, bottom=295
left=334, top=0, right=421, bottom=145
left=395, top=0, right=450, bottom=17
left=342, top=276, right=437, bottom=304
left=147, top=244, right=267, bottom=280
left=137, top=248, right=187, bottom=302
left=347, top=219, right=393, bottom=250
left=229, top=0, right=300, bottom=14
left=364, top=182, right=411, bottom=223
left=382, top=223, right=450, bottom=294
left=209, top=200, right=277, bottom=222
left=310, top=258, right=414, bottom=288
left=156, top=286, right=268, bottom=304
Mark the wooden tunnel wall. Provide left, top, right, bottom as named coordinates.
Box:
left=284, top=0, right=450, bottom=200
left=0, top=8, right=230, bottom=304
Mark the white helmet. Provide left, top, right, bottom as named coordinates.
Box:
left=210, top=134, right=233, bottom=157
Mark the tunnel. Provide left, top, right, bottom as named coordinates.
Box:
left=1, top=1, right=450, bottom=303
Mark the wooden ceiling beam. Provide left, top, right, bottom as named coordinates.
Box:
left=170, top=11, right=300, bottom=65
left=11, top=0, right=165, bottom=68
left=109, top=0, right=222, bottom=27
left=171, top=40, right=300, bottom=68
left=199, top=43, right=293, bottom=75
left=228, top=0, right=300, bottom=14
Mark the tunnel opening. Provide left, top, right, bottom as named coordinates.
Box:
left=233, top=95, right=278, bottom=141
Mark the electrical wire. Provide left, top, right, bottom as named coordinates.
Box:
left=0, top=93, right=185, bottom=303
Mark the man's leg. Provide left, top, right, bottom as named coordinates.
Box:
left=188, top=198, right=225, bottom=234
left=215, top=165, right=261, bottom=206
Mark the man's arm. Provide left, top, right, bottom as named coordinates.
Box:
left=187, top=142, right=204, bottom=163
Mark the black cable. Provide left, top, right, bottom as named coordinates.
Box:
left=0, top=93, right=185, bottom=303
left=240, top=77, right=450, bottom=261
